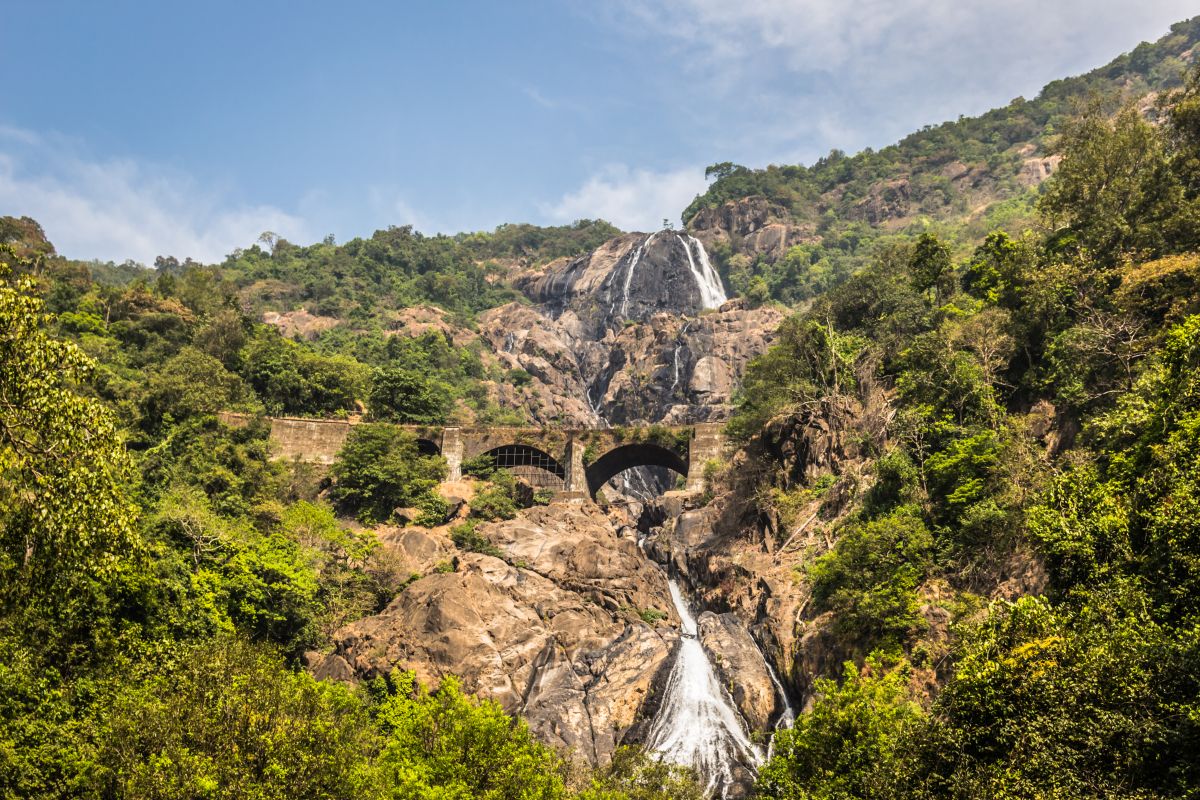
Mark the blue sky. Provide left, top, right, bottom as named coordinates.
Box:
left=2, top=0, right=1197, bottom=263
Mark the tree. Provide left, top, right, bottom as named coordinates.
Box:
left=756, top=656, right=923, bottom=800
left=807, top=507, right=933, bottom=646
left=368, top=367, right=452, bottom=424
left=140, top=347, right=254, bottom=435
left=330, top=424, right=447, bottom=524
left=95, top=637, right=381, bottom=799
left=577, top=746, right=703, bottom=800
left=908, top=233, right=953, bottom=302
left=1039, top=103, right=1183, bottom=263
left=374, top=672, right=567, bottom=800
left=728, top=316, right=865, bottom=440
left=0, top=245, right=138, bottom=629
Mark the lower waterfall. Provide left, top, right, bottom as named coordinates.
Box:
left=647, top=579, right=764, bottom=797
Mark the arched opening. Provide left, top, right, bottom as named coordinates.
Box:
left=585, top=442, right=688, bottom=499
left=415, top=438, right=441, bottom=457
left=473, top=444, right=566, bottom=489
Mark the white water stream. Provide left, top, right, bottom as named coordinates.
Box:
left=764, top=661, right=796, bottom=761
left=678, top=235, right=728, bottom=310
left=610, top=233, right=726, bottom=325
left=647, top=580, right=764, bottom=797
left=612, top=231, right=657, bottom=320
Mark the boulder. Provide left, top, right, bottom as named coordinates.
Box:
left=320, top=506, right=677, bottom=766
left=698, top=612, right=781, bottom=730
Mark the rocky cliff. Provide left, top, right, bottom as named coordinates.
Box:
left=476, top=231, right=784, bottom=428
left=310, top=502, right=684, bottom=766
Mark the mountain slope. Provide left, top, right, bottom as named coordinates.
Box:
left=685, top=16, right=1200, bottom=305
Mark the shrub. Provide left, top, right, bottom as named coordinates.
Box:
left=449, top=520, right=503, bottom=558
left=373, top=672, right=567, bottom=799
left=331, top=424, right=447, bottom=524
left=807, top=506, right=934, bottom=646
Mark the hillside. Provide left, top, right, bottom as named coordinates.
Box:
left=686, top=16, right=1200, bottom=305
left=6, top=13, right=1200, bottom=800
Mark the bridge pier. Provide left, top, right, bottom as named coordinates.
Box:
left=441, top=427, right=464, bottom=481
left=557, top=435, right=590, bottom=501
left=685, top=423, right=725, bottom=493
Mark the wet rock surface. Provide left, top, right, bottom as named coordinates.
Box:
left=698, top=611, right=782, bottom=731
left=475, top=232, right=783, bottom=427
left=311, top=502, right=678, bottom=766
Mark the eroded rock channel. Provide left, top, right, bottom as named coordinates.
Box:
left=309, top=493, right=797, bottom=797
left=303, top=231, right=801, bottom=795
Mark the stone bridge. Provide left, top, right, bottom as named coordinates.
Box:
left=220, top=413, right=726, bottom=497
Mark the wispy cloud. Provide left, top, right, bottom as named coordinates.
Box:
left=540, top=164, right=708, bottom=231
left=599, top=0, right=1199, bottom=161
left=0, top=126, right=311, bottom=264
left=522, top=85, right=558, bottom=109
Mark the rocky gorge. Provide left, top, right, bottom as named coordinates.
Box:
left=304, top=216, right=1058, bottom=795
left=306, top=230, right=805, bottom=795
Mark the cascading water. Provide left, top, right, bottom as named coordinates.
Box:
left=679, top=235, right=728, bottom=310
left=669, top=320, right=691, bottom=397
left=610, top=232, right=725, bottom=324
left=647, top=579, right=763, bottom=797
left=611, top=231, right=657, bottom=321
left=764, top=661, right=796, bottom=762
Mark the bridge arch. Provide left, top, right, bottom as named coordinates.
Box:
left=472, top=443, right=566, bottom=489
left=414, top=438, right=441, bottom=457
left=585, top=442, right=688, bottom=497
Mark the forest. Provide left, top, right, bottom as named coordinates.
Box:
left=733, top=63, right=1200, bottom=798
left=5, top=20, right=1200, bottom=800
left=691, top=16, right=1200, bottom=309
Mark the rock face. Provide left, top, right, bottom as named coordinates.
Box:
left=478, top=294, right=784, bottom=427
left=314, top=502, right=678, bottom=766
left=688, top=197, right=813, bottom=263
left=698, top=611, right=782, bottom=731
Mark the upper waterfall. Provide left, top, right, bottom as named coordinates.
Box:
left=679, top=234, right=727, bottom=309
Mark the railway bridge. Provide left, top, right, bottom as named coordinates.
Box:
left=220, top=413, right=726, bottom=498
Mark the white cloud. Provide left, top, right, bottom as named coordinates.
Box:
left=626, top=0, right=1196, bottom=75
left=601, top=0, right=1200, bottom=161
left=0, top=126, right=311, bottom=264
left=540, top=164, right=708, bottom=232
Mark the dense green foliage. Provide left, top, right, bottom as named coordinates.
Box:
left=330, top=424, right=448, bottom=525
left=8, top=19, right=1200, bottom=799
left=0, top=239, right=702, bottom=799
left=746, top=60, right=1200, bottom=799
left=691, top=17, right=1200, bottom=307
left=217, top=218, right=619, bottom=324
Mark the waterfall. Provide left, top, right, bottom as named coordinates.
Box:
left=610, top=232, right=656, bottom=321
left=586, top=384, right=609, bottom=427
left=647, top=580, right=763, bottom=797
left=610, top=233, right=725, bottom=323
left=764, top=660, right=796, bottom=762
left=670, top=320, right=692, bottom=396
left=678, top=235, right=728, bottom=310
left=670, top=344, right=683, bottom=395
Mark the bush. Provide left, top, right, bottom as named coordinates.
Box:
left=449, top=520, right=503, bottom=558
left=807, top=506, right=933, bottom=646
left=94, top=638, right=380, bottom=799
left=757, top=655, right=923, bottom=800
left=469, top=483, right=519, bottom=522
left=368, top=367, right=452, bottom=424
left=577, top=746, right=703, bottom=800
left=373, top=672, right=567, bottom=799
left=331, top=424, right=447, bottom=524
